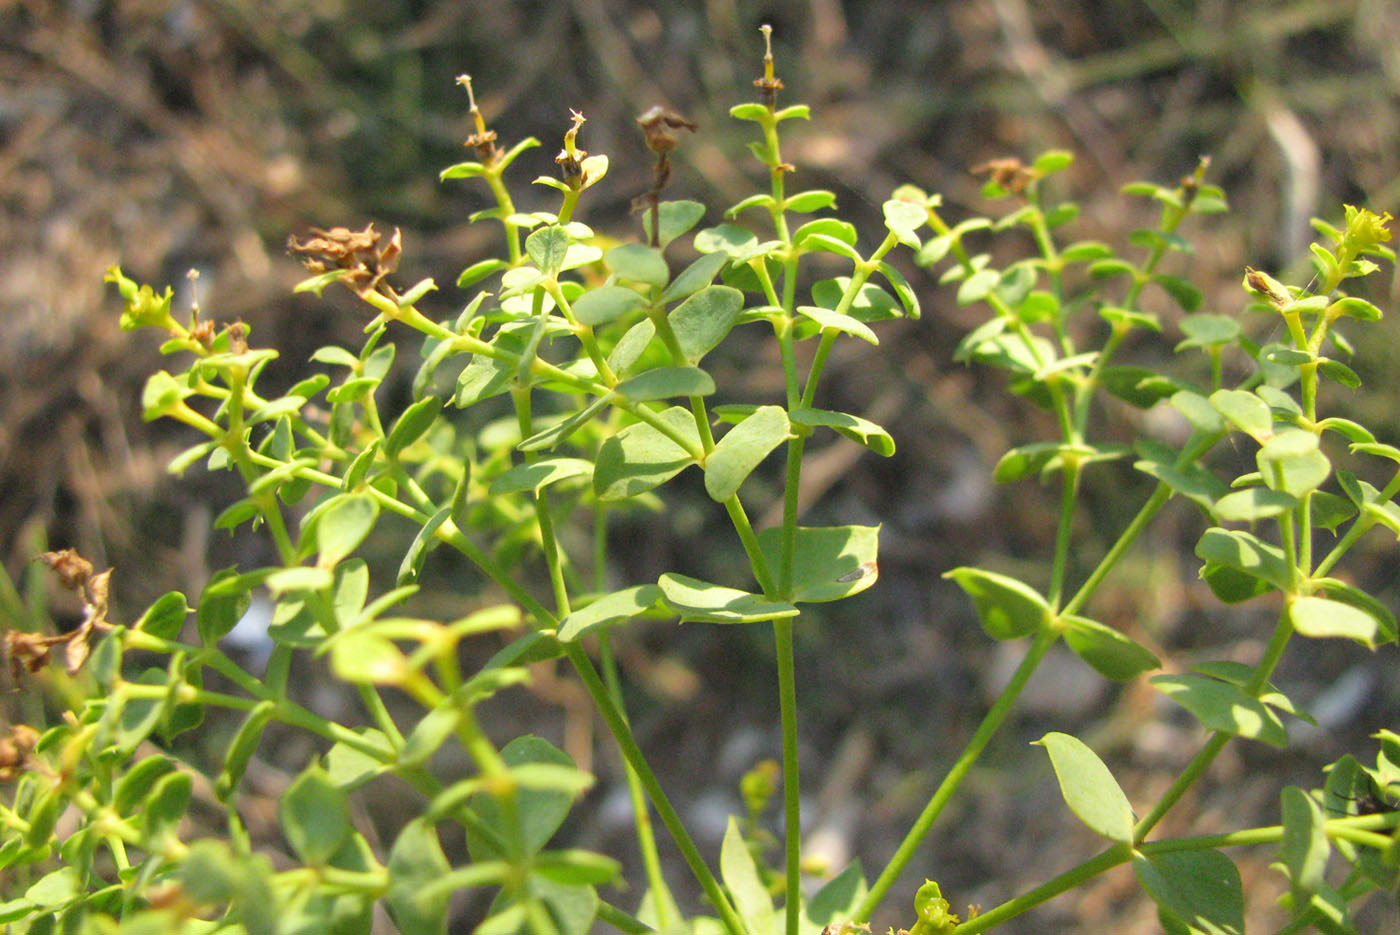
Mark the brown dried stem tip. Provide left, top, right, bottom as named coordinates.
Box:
left=8, top=550, right=113, bottom=679
left=971, top=157, right=1036, bottom=196
left=456, top=74, right=499, bottom=164
left=556, top=109, right=588, bottom=186
left=287, top=224, right=402, bottom=300
left=635, top=106, right=698, bottom=247
left=0, top=725, right=39, bottom=783
left=754, top=24, right=784, bottom=109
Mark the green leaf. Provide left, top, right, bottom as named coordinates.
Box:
left=1133, top=441, right=1227, bottom=511
left=330, top=631, right=407, bottom=685
left=957, top=269, right=1001, bottom=305
left=1310, top=578, right=1397, bottom=643
left=1153, top=274, right=1204, bottom=311
left=594, top=407, right=701, bottom=501
left=397, top=506, right=450, bottom=585
left=606, top=243, right=669, bottom=288
left=1135, top=850, right=1243, bottom=935
left=787, top=189, right=838, bottom=213
left=280, top=765, right=351, bottom=866
left=877, top=261, right=921, bottom=319
left=704, top=405, right=790, bottom=501
left=1258, top=430, right=1330, bottom=498
left=134, top=592, right=189, bottom=640
left=116, top=755, right=176, bottom=815
left=1209, top=390, right=1272, bottom=441
left=466, top=736, right=579, bottom=858
left=657, top=573, right=798, bottom=624
left=141, top=370, right=193, bottom=421
left=1288, top=595, right=1382, bottom=647
left=668, top=285, right=745, bottom=363
left=756, top=525, right=880, bottom=603
left=1280, top=786, right=1328, bottom=902
left=663, top=252, right=731, bottom=303
left=1176, top=314, right=1239, bottom=351
left=642, top=200, right=706, bottom=248
left=489, top=458, right=593, bottom=496
left=807, top=861, right=868, bottom=929
left=142, top=770, right=193, bottom=842
left=1035, top=732, right=1135, bottom=842
left=607, top=318, right=656, bottom=375
left=882, top=199, right=926, bottom=248
left=557, top=585, right=664, bottom=641
left=386, top=819, right=451, bottom=935
left=385, top=397, right=443, bottom=458
left=197, top=567, right=252, bottom=646
left=1211, top=487, right=1296, bottom=523
left=313, top=493, right=379, bottom=568
left=572, top=285, right=646, bottom=326
left=457, top=258, right=508, bottom=288
left=796, top=305, right=879, bottom=344
left=399, top=705, right=460, bottom=768
left=326, top=728, right=393, bottom=790
left=1195, top=527, right=1291, bottom=592
left=721, top=817, right=775, bottom=935
left=25, top=867, right=81, bottom=909
left=526, top=225, right=572, bottom=275
left=789, top=407, right=894, bottom=456
left=1060, top=616, right=1160, bottom=681
left=616, top=366, right=715, bottom=401
left=944, top=567, right=1050, bottom=640
left=1150, top=674, right=1288, bottom=747
left=695, top=223, right=760, bottom=256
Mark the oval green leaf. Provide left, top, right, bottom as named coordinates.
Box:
left=1035, top=732, right=1135, bottom=842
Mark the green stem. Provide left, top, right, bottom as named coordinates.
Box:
left=856, top=628, right=1060, bottom=921
left=774, top=616, right=802, bottom=935
left=1047, top=462, right=1082, bottom=610
left=563, top=643, right=747, bottom=935
left=600, top=634, right=678, bottom=932
left=953, top=843, right=1132, bottom=934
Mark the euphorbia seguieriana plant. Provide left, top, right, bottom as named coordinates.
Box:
left=4, top=25, right=1400, bottom=935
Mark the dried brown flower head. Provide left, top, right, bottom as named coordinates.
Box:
left=287, top=224, right=402, bottom=299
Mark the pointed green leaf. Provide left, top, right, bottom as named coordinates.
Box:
left=489, top=458, right=594, bottom=496
left=789, top=407, right=894, bottom=456
left=944, top=567, right=1050, bottom=640
left=134, top=592, right=190, bottom=641
left=721, top=816, right=775, bottom=935
left=807, top=860, right=868, bottom=929
left=1150, top=674, right=1288, bottom=747
left=557, top=585, right=664, bottom=641
left=669, top=285, right=745, bottom=363
left=1060, top=616, right=1160, bottom=681
left=657, top=573, right=798, bottom=624
left=663, top=252, right=731, bottom=303
left=1035, top=732, right=1135, bottom=842
left=1134, top=850, right=1243, bottom=935
left=704, top=405, right=791, bottom=501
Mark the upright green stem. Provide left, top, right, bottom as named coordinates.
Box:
left=856, top=628, right=1060, bottom=921
left=773, top=617, right=802, bottom=935
left=563, top=643, right=748, bottom=935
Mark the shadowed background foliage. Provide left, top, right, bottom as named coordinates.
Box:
left=5, top=1, right=1400, bottom=932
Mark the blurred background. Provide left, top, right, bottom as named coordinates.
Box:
left=5, top=1, right=1400, bottom=932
